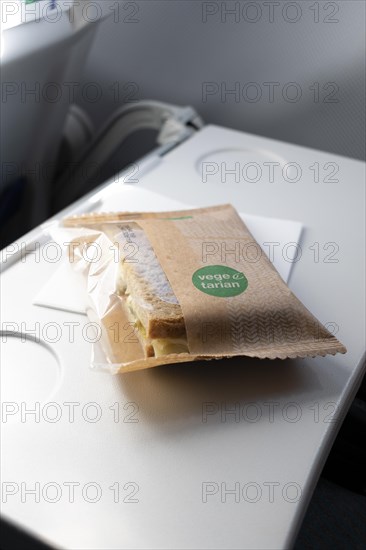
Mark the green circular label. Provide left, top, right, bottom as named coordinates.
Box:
left=192, top=265, right=248, bottom=297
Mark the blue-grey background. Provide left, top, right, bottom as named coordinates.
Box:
left=80, top=0, right=365, bottom=160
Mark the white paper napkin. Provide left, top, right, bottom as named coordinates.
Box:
left=34, top=187, right=303, bottom=315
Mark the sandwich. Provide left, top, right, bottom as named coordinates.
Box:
left=64, top=205, right=347, bottom=372
left=116, top=222, right=188, bottom=357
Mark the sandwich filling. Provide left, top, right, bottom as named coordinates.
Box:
left=125, top=294, right=189, bottom=357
